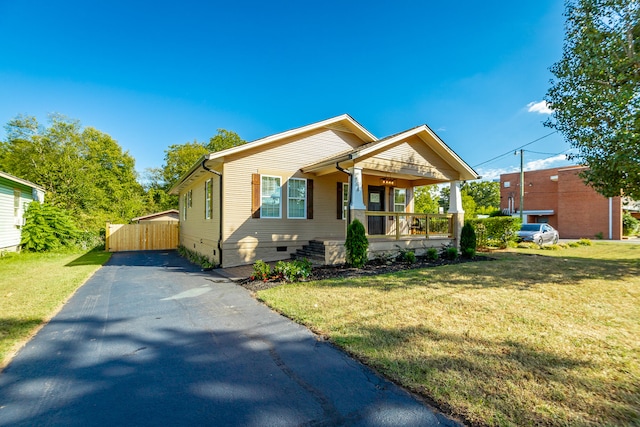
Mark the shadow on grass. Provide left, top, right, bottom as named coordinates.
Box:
left=65, top=249, right=111, bottom=267
left=310, top=252, right=640, bottom=291
left=334, top=324, right=638, bottom=426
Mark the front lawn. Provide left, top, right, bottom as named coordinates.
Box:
left=0, top=250, right=111, bottom=369
left=257, top=242, right=640, bottom=426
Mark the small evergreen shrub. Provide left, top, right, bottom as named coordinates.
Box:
left=20, top=202, right=79, bottom=252
left=469, top=217, right=521, bottom=249
left=541, top=244, right=562, bottom=251
left=568, top=242, right=580, bottom=248
left=444, top=247, right=458, bottom=260
left=426, top=248, right=439, bottom=261
left=252, top=260, right=271, bottom=281
left=577, top=238, right=593, bottom=246
left=460, top=221, right=477, bottom=258
left=345, top=219, right=368, bottom=268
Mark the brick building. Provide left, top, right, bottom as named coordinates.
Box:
left=500, top=166, right=623, bottom=240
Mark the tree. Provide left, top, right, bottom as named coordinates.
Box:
left=463, top=181, right=500, bottom=213
left=207, top=129, right=246, bottom=152
left=545, top=0, right=640, bottom=199
left=414, top=185, right=440, bottom=213
left=0, top=114, right=145, bottom=231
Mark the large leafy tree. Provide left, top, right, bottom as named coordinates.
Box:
left=463, top=181, right=500, bottom=214
left=414, top=185, right=441, bottom=214
left=545, top=0, right=640, bottom=198
left=0, top=114, right=145, bottom=231
left=145, top=129, right=246, bottom=209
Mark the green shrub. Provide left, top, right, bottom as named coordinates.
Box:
left=470, top=217, right=521, bottom=249
left=623, top=213, right=639, bottom=236
left=460, top=221, right=477, bottom=258
left=517, top=242, right=538, bottom=249
left=426, top=248, right=439, bottom=261
left=20, top=202, right=79, bottom=252
left=595, top=232, right=604, bottom=240
left=177, top=245, right=215, bottom=268
left=568, top=242, right=580, bottom=248
left=577, top=238, right=593, bottom=246
left=345, top=219, right=368, bottom=268
left=252, top=260, right=271, bottom=281
left=273, top=259, right=312, bottom=282
left=542, top=244, right=562, bottom=251
left=444, top=246, right=458, bottom=260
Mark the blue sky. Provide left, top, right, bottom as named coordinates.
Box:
left=0, top=0, right=576, bottom=182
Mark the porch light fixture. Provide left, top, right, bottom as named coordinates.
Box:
left=380, top=177, right=395, bottom=186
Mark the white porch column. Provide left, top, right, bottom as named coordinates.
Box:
left=448, top=181, right=465, bottom=249
left=349, top=167, right=367, bottom=225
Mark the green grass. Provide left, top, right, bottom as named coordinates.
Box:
left=0, top=249, right=111, bottom=369
left=258, top=242, right=640, bottom=426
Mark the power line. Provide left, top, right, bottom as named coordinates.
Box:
left=472, top=131, right=558, bottom=168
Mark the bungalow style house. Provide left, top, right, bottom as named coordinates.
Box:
left=0, top=171, right=45, bottom=252
left=169, top=115, right=479, bottom=268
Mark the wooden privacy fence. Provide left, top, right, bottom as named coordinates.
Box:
left=106, top=222, right=179, bottom=252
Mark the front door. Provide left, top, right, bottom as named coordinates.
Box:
left=367, top=186, right=385, bottom=235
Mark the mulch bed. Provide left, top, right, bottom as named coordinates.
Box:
left=238, top=254, right=496, bottom=292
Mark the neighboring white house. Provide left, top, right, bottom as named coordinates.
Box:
left=0, top=171, right=45, bottom=252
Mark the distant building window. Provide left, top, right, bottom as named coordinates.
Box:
left=261, top=175, right=281, bottom=218
left=394, top=188, right=406, bottom=212
left=287, top=178, right=306, bottom=219
left=205, top=179, right=213, bottom=220
left=504, top=182, right=511, bottom=188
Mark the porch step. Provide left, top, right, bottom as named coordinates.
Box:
left=292, top=240, right=325, bottom=265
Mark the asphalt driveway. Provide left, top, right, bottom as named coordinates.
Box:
left=0, top=251, right=458, bottom=426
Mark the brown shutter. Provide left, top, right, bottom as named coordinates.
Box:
left=252, top=173, right=261, bottom=219
left=306, top=179, right=314, bottom=219
left=337, top=182, right=343, bottom=219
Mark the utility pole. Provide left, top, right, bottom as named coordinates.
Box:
left=519, top=149, right=524, bottom=223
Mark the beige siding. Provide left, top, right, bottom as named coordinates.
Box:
left=369, top=136, right=460, bottom=180
left=220, top=128, right=357, bottom=267
left=179, top=173, right=222, bottom=266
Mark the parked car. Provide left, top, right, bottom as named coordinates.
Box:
left=517, top=223, right=559, bottom=245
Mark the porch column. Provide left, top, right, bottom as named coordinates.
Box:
left=349, top=167, right=367, bottom=226
left=448, top=181, right=465, bottom=249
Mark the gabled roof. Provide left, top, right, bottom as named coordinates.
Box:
left=169, top=114, right=376, bottom=194
left=301, top=125, right=479, bottom=181
left=0, top=171, right=45, bottom=191
left=131, top=209, right=179, bottom=222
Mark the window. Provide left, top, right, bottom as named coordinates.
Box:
left=342, top=183, right=349, bottom=220
left=205, top=179, right=213, bottom=219
left=288, top=178, right=306, bottom=219
left=394, top=188, right=406, bottom=212
left=182, top=193, right=188, bottom=220
left=261, top=175, right=281, bottom=218
left=188, top=190, right=192, bottom=208
left=13, top=189, right=20, bottom=217
left=504, top=181, right=511, bottom=188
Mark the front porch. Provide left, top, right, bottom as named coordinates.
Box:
left=294, top=211, right=455, bottom=265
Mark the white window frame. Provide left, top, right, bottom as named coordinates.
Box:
left=342, top=183, right=349, bottom=220
left=205, top=179, right=212, bottom=220
left=394, top=188, right=406, bottom=212
left=287, top=178, right=307, bottom=219
left=261, top=175, right=282, bottom=219
left=13, top=189, right=20, bottom=218
left=182, top=193, right=188, bottom=220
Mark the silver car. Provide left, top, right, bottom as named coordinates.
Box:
left=517, top=223, right=559, bottom=245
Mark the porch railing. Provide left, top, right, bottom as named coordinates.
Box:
left=364, top=211, right=453, bottom=240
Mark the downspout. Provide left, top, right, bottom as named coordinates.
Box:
left=202, top=160, right=224, bottom=266
left=609, top=197, right=613, bottom=240
left=336, top=162, right=352, bottom=224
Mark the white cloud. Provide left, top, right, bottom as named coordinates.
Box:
left=525, top=154, right=567, bottom=170
left=527, top=101, right=553, bottom=114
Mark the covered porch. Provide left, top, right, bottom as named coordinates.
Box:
left=299, top=125, right=478, bottom=264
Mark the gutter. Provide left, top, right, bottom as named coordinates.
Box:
left=202, top=160, right=224, bottom=266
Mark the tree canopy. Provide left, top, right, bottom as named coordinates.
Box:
left=0, top=114, right=144, bottom=231
left=545, top=0, right=640, bottom=198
